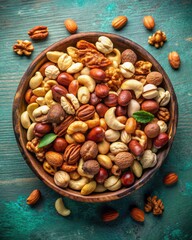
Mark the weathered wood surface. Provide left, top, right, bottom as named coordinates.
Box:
left=0, top=0, right=192, bottom=239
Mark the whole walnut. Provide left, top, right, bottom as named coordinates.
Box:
left=114, top=152, right=134, bottom=169
left=82, top=160, right=100, bottom=175
left=80, top=140, right=98, bottom=161
left=121, top=49, right=137, bottom=65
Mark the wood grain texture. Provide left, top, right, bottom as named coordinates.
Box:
left=1, top=0, right=192, bottom=239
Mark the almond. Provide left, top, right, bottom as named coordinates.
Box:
left=45, top=151, right=63, bottom=167
left=163, top=172, right=178, bottom=185
left=64, top=19, right=78, bottom=34
left=102, top=208, right=119, bottom=222
left=130, top=207, right=145, bottom=222
left=26, top=189, right=41, bottom=205
left=168, top=51, right=180, bottom=69
left=112, top=16, right=128, bottom=30
left=143, top=16, right=155, bottom=30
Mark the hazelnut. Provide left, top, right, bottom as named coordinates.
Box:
left=121, top=49, right=137, bottom=64
left=104, top=93, right=118, bottom=107
left=80, top=140, right=98, bottom=161
left=144, top=123, right=160, bottom=138
left=114, top=152, right=134, bottom=169
left=87, top=126, right=105, bottom=142
left=118, top=90, right=132, bottom=106
left=82, top=160, right=100, bottom=175
left=47, top=104, right=65, bottom=124
left=53, top=137, right=68, bottom=152
left=90, top=68, right=106, bottom=81
left=95, top=84, right=109, bottom=98
left=115, top=105, right=127, bottom=116
left=141, top=100, right=159, bottom=114
left=146, top=71, right=163, bottom=86
left=96, top=103, right=109, bottom=118
left=89, top=92, right=101, bottom=106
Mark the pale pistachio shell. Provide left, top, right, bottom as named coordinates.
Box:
left=120, top=130, right=131, bottom=144
left=107, top=179, right=122, bottom=191
left=119, top=62, right=135, bottom=78
left=58, top=53, right=73, bottom=71
left=66, top=62, right=83, bottom=74
left=110, top=142, right=128, bottom=155
left=77, top=86, right=90, bottom=104
left=77, top=158, right=94, bottom=178
left=131, top=160, right=143, bottom=178
left=157, top=120, right=168, bottom=133
left=97, top=154, right=113, bottom=169
left=69, top=177, right=89, bottom=190
left=54, top=171, right=70, bottom=188
left=140, top=150, right=157, bottom=168
left=160, top=91, right=170, bottom=106
left=104, top=176, right=119, bottom=188
left=46, top=51, right=64, bottom=63
left=105, top=129, right=120, bottom=142
left=45, top=65, right=60, bottom=79
left=96, top=36, right=113, bottom=54
left=29, top=71, right=43, bottom=89
left=21, top=111, right=31, bottom=129
left=32, top=87, right=46, bottom=97
left=27, top=103, right=39, bottom=122
left=77, top=75, right=96, bottom=93
left=80, top=181, right=97, bottom=195
left=142, top=84, right=158, bottom=99
left=97, top=139, right=110, bottom=154
left=55, top=198, right=71, bottom=216
left=127, top=99, right=141, bottom=117
left=27, top=123, right=36, bottom=141
left=94, top=184, right=107, bottom=193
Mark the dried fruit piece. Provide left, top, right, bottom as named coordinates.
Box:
left=112, top=16, right=128, bottom=30
left=163, top=172, right=178, bottom=185
left=102, top=208, right=119, bottom=222
left=64, top=19, right=78, bottom=34
left=26, top=189, right=41, bottom=205
left=168, top=51, right=180, bottom=69
left=130, top=208, right=145, bottom=222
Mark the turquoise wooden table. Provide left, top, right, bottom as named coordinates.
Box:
left=1, top=0, right=192, bottom=239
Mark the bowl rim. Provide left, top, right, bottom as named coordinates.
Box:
left=12, top=32, right=178, bottom=202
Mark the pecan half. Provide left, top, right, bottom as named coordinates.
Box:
left=54, top=115, right=75, bottom=136
left=63, top=144, right=81, bottom=165
left=28, top=26, right=49, bottom=40
left=13, top=40, right=34, bottom=56
left=76, top=40, right=97, bottom=49
left=76, top=104, right=95, bottom=121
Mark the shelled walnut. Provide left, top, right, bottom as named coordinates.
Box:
left=13, top=40, right=34, bottom=56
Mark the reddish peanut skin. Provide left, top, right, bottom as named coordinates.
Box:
left=68, top=80, right=79, bottom=96
left=90, top=68, right=106, bottom=81
left=95, top=84, right=109, bottom=98
left=118, top=90, right=132, bottom=106
left=89, top=92, right=101, bottom=106
left=129, top=140, right=144, bottom=156
left=57, top=72, right=74, bottom=87
left=115, top=105, right=127, bottom=116
left=153, top=133, right=169, bottom=149
left=96, top=103, right=109, bottom=117
left=53, top=137, right=68, bottom=152
left=87, top=126, right=105, bottom=142
left=104, top=94, right=118, bottom=107
left=34, top=123, right=52, bottom=137
left=121, top=171, right=135, bottom=186
left=52, top=85, right=68, bottom=102
left=95, top=167, right=108, bottom=184
left=141, top=100, right=159, bottom=114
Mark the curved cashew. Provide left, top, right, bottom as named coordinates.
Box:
left=77, top=75, right=96, bottom=93
left=27, top=123, right=36, bottom=140
left=44, top=80, right=58, bottom=92
left=67, top=121, right=88, bottom=135
left=77, top=86, right=90, bottom=104
left=132, top=130, right=147, bottom=149
left=32, top=87, right=46, bottom=97
left=55, top=198, right=71, bottom=217
left=69, top=177, right=89, bottom=190
left=46, top=51, right=64, bottom=63
left=44, top=90, right=57, bottom=108
left=36, top=97, right=46, bottom=106
left=21, top=111, right=31, bottom=129
left=77, top=158, right=94, bottom=178
left=27, top=102, right=39, bottom=122
left=65, top=133, right=75, bottom=144
left=104, top=107, right=125, bottom=130
left=81, top=181, right=97, bottom=195
left=66, top=62, right=83, bottom=74
left=29, top=71, right=43, bottom=89
left=58, top=53, right=73, bottom=71
left=121, top=79, right=143, bottom=99
left=106, top=48, right=121, bottom=66
left=85, top=112, right=100, bottom=129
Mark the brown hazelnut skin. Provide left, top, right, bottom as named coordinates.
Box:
left=53, top=137, right=68, bottom=152
left=80, top=140, right=98, bottom=161
left=115, top=105, right=127, bottom=116
left=144, top=123, right=160, bottom=138
left=89, top=92, right=101, bottom=106
left=90, top=68, right=106, bottom=82
left=34, top=123, right=52, bottom=138
left=96, top=103, right=109, bottom=118
left=104, top=94, right=118, bottom=107
left=121, top=49, right=137, bottom=64
left=95, top=84, right=109, bottom=98
left=118, top=90, right=132, bottom=106
left=47, top=104, right=65, bottom=124
left=82, top=160, right=100, bottom=175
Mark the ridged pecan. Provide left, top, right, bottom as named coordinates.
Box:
left=76, top=40, right=96, bottom=49
left=54, top=115, right=75, bottom=136
left=28, top=26, right=49, bottom=40
left=63, top=144, right=81, bottom=165
left=76, top=104, right=95, bottom=121
left=13, top=40, right=34, bottom=56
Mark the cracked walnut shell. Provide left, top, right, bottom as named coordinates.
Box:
left=13, top=40, right=34, bottom=56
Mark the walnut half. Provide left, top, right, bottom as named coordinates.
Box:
left=13, top=40, right=34, bottom=56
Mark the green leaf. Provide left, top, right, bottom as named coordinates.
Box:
left=38, top=133, right=57, bottom=148
left=133, top=110, right=154, bottom=123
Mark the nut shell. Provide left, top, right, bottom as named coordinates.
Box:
left=80, top=140, right=98, bottom=161
left=114, top=152, right=134, bottom=169
left=82, top=160, right=100, bottom=175
left=63, top=144, right=81, bottom=164
left=26, top=189, right=41, bottom=205
left=168, top=51, right=180, bottom=69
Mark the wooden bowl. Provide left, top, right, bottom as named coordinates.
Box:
left=13, top=32, right=178, bottom=202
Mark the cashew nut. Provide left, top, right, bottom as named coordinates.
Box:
left=65, top=133, right=75, bottom=144
left=44, top=90, right=57, bottom=108
left=29, top=71, right=43, bottom=89
left=36, top=97, right=46, bottom=106
left=27, top=103, right=39, bottom=122
left=85, top=112, right=100, bottom=129
left=69, top=176, right=89, bottom=190
left=32, top=87, right=46, bottom=97
left=46, top=51, right=64, bottom=63
left=58, top=53, right=73, bottom=71
left=104, top=107, right=125, bottom=130
left=21, top=111, right=31, bottom=129
left=55, top=198, right=71, bottom=217
left=132, top=130, right=148, bottom=149
left=27, top=123, right=36, bottom=140
left=106, top=48, right=121, bottom=67
left=44, top=80, right=58, bottom=92
left=67, top=121, right=88, bottom=135
left=77, top=75, right=96, bottom=92
left=77, top=86, right=90, bottom=104
left=77, top=158, right=94, bottom=178
left=66, top=62, right=83, bottom=74
left=80, top=181, right=97, bottom=195
left=96, top=36, right=113, bottom=54
left=121, top=79, right=143, bottom=99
